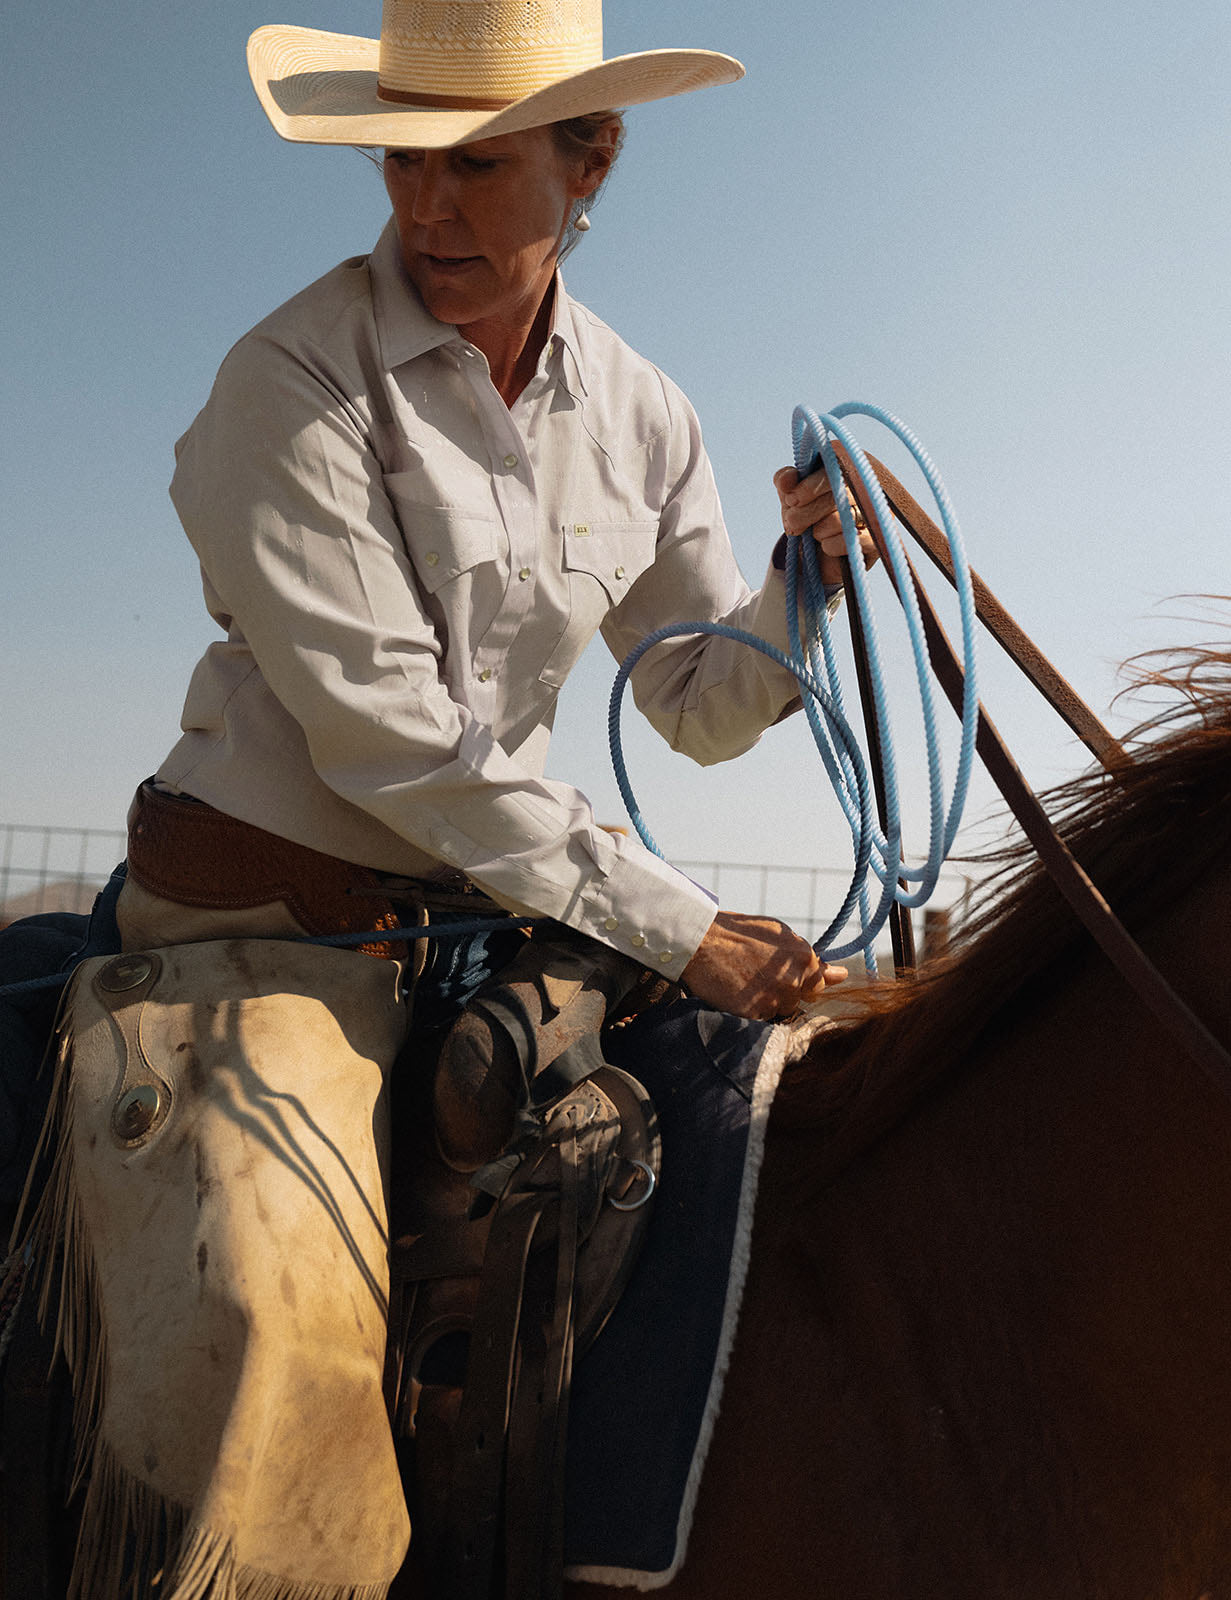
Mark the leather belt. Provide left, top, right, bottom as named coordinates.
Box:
left=125, top=782, right=501, bottom=959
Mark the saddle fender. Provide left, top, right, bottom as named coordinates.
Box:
left=391, top=1057, right=661, bottom=1600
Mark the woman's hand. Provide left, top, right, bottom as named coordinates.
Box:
left=681, top=909, right=847, bottom=1020
left=774, top=465, right=878, bottom=587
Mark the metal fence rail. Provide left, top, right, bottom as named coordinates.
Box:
left=672, top=858, right=974, bottom=952
left=0, top=823, right=127, bottom=921
left=0, top=824, right=973, bottom=947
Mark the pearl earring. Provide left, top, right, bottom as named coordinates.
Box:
left=574, top=210, right=591, bottom=232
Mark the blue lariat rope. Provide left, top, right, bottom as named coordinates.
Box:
left=0, top=916, right=541, bottom=1002
left=609, top=402, right=981, bottom=974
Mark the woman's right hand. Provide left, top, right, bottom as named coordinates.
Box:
left=774, top=464, right=879, bottom=586
left=681, top=909, right=847, bottom=1021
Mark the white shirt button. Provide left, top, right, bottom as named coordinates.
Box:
left=614, top=565, right=626, bottom=580
left=425, top=551, right=439, bottom=566
left=603, top=916, right=619, bottom=932
left=518, top=566, right=531, bottom=581
left=503, top=453, right=519, bottom=469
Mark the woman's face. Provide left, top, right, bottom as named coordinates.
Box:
left=384, top=125, right=602, bottom=334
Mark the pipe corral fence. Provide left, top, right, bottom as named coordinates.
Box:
left=0, top=822, right=975, bottom=957
left=0, top=824, right=128, bottom=922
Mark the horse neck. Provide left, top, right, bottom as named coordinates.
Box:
left=750, top=853, right=1231, bottom=1598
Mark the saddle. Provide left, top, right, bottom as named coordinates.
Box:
left=388, top=943, right=664, bottom=1600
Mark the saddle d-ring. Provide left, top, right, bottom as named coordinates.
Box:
left=607, top=1158, right=656, bottom=1212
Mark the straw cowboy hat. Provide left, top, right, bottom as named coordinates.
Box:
left=248, top=0, right=744, bottom=149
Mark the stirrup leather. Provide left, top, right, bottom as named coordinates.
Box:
left=389, top=1059, right=660, bottom=1600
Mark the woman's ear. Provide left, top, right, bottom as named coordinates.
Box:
left=575, top=118, right=620, bottom=198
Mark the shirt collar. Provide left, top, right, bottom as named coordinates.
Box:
left=370, top=216, right=590, bottom=398
left=548, top=279, right=589, bottom=397
left=370, top=218, right=457, bottom=371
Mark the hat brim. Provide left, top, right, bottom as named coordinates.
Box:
left=248, top=25, right=744, bottom=148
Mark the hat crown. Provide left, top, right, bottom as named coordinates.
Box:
left=378, top=0, right=604, bottom=105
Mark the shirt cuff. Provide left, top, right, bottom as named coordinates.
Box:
left=562, top=834, right=718, bottom=980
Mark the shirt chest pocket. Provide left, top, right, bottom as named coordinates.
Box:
left=383, top=472, right=502, bottom=596
left=539, top=519, right=658, bottom=689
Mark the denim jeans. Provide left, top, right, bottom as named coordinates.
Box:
left=409, top=912, right=529, bottom=1033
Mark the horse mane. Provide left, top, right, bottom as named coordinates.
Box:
left=776, top=636, right=1231, bottom=1173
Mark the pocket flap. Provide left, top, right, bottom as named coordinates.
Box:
left=561, top=519, right=657, bottom=601
left=385, top=473, right=501, bottom=594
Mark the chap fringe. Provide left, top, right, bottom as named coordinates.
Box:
left=15, top=971, right=393, bottom=1600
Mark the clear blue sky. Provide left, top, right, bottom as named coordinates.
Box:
left=3, top=0, right=1228, bottom=925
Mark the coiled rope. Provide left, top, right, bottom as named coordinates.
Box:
left=609, top=403, right=981, bottom=973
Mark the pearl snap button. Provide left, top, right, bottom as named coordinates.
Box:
left=614, top=565, right=626, bottom=580
left=630, top=933, right=645, bottom=948
left=425, top=551, right=439, bottom=566
left=603, top=916, right=619, bottom=931
left=518, top=566, right=531, bottom=581
left=478, top=667, right=493, bottom=682
left=503, top=453, right=518, bottom=469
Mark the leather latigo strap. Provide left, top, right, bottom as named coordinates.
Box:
left=839, top=454, right=1231, bottom=1101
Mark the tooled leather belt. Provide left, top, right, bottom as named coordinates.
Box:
left=125, top=780, right=504, bottom=958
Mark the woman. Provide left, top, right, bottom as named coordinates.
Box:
left=40, top=4, right=871, bottom=1595
left=116, top=5, right=862, bottom=1025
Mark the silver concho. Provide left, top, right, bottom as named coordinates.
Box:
left=96, top=954, right=156, bottom=993
left=113, top=1082, right=165, bottom=1144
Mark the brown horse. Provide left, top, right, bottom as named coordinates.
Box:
left=7, top=643, right=1231, bottom=1599
left=560, top=642, right=1231, bottom=1600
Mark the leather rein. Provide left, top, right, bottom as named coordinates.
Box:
left=834, top=446, right=1231, bottom=1103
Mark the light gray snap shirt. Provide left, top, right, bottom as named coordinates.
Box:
left=160, top=220, right=805, bottom=977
